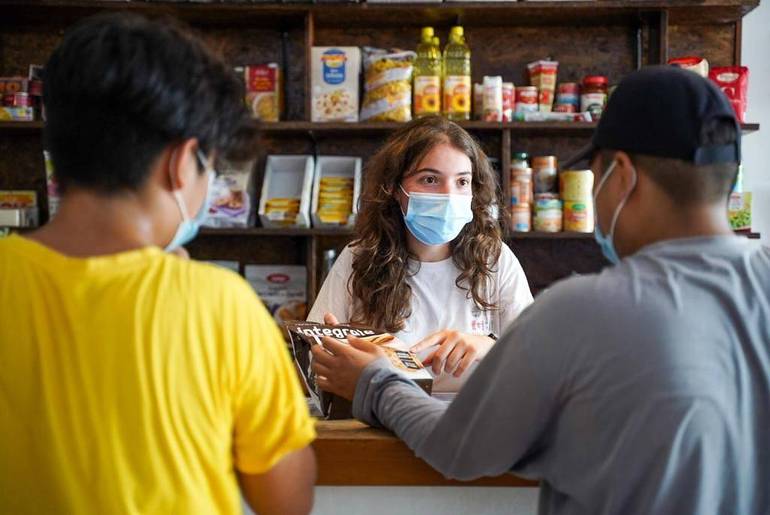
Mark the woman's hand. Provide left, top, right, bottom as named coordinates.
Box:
left=411, top=331, right=495, bottom=377
left=323, top=313, right=340, bottom=326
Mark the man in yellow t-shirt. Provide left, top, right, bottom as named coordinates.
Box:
left=0, top=13, right=316, bottom=515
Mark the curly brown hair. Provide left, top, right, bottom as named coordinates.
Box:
left=348, top=116, right=503, bottom=332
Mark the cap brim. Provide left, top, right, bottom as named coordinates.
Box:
left=562, top=142, right=597, bottom=170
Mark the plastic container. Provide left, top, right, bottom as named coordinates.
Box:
left=259, top=155, right=314, bottom=228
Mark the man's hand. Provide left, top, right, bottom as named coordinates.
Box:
left=411, top=330, right=495, bottom=378
left=311, top=335, right=386, bottom=401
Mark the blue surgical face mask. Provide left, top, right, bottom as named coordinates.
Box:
left=399, top=185, right=474, bottom=246
left=592, top=159, right=637, bottom=264
left=165, top=150, right=216, bottom=252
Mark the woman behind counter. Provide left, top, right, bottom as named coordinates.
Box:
left=308, top=116, right=533, bottom=392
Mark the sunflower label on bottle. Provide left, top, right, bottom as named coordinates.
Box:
left=444, top=75, right=471, bottom=117
left=415, top=76, right=441, bottom=115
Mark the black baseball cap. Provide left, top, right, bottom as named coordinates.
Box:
left=564, top=66, right=741, bottom=168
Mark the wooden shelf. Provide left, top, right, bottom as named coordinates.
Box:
left=3, top=120, right=759, bottom=136
left=259, top=121, right=762, bottom=136
left=1, top=1, right=757, bottom=26
left=199, top=227, right=353, bottom=237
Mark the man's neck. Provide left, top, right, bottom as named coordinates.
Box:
left=28, top=190, right=159, bottom=258
left=620, top=204, right=734, bottom=257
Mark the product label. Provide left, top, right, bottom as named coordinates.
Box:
left=444, top=75, right=471, bottom=115
left=581, top=93, right=607, bottom=118
left=322, top=49, right=348, bottom=85
left=414, top=76, right=441, bottom=115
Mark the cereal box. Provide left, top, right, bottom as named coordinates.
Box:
left=245, top=265, right=308, bottom=335
left=311, top=47, right=361, bottom=122
left=245, top=63, right=281, bottom=122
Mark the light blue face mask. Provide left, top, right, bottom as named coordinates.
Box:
left=165, top=150, right=216, bottom=252
left=399, top=185, right=474, bottom=246
left=593, top=159, right=637, bottom=264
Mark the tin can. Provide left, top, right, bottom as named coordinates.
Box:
left=532, top=155, right=558, bottom=194
left=515, top=86, right=538, bottom=114
left=511, top=204, right=531, bottom=232
left=563, top=200, right=594, bottom=232
left=11, top=92, right=30, bottom=107
left=560, top=169, right=594, bottom=202
left=534, top=193, right=561, bottom=233
left=555, top=82, right=580, bottom=111
left=511, top=168, right=533, bottom=206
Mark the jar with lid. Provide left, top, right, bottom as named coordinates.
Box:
left=510, top=152, right=529, bottom=174
left=580, top=75, right=608, bottom=120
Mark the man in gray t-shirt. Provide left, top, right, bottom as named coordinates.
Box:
left=312, top=67, right=770, bottom=515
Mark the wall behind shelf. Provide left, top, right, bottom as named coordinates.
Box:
left=742, top=1, right=770, bottom=245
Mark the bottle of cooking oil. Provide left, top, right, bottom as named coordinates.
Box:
left=443, top=26, right=471, bottom=121
left=413, top=27, right=442, bottom=118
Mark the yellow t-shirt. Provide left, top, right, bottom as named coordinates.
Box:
left=0, top=235, right=316, bottom=514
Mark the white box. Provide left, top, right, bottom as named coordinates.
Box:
left=259, top=155, right=314, bottom=229
left=311, top=47, right=361, bottom=122
left=311, top=156, right=362, bottom=229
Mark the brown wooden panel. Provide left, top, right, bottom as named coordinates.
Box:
left=187, top=233, right=306, bottom=266
left=314, top=420, right=538, bottom=487
left=668, top=23, right=735, bottom=66
left=202, top=27, right=307, bottom=121
left=0, top=134, right=48, bottom=221
left=507, top=238, right=608, bottom=294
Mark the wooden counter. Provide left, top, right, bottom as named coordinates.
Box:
left=314, top=420, right=538, bottom=488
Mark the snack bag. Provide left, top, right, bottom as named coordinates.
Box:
left=287, top=321, right=433, bottom=419
left=360, top=47, right=416, bottom=123
left=203, top=160, right=255, bottom=228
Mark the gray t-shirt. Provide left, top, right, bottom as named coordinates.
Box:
left=353, top=235, right=770, bottom=515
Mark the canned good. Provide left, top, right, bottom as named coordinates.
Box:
left=11, top=92, right=30, bottom=107
left=563, top=200, right=594, bottom=232
left=515, top=86, right=538, bottom=114
left=560, top=169, right=594, bottom=201
left=510, top=152, right=529, bottom=174
left=511, top=204, right=531, bottom=232
left=555, top=82, right=580, bottom=111
left=511, top=168, right=533, bottom=206
left=532, top=156, right=558, bottom=194
left=534, top=205, right=563, bottom=232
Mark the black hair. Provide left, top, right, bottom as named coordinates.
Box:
left=43, top=13, right=258, bottom=194
left=601, top=117, right=739, bottom=205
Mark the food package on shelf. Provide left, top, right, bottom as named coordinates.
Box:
left=728, top=192, right=752, bottom=231
left=709, top=66, right=749, bottom=123
left=0, top=190, right=38, bottom=228
left=245, top=63, right=281, bottom=122
left=311, top=47, right=361, bottom=122
left=311, top=156, right=361, bottom=228
left=527, top=60, right=559, bottom=113
left=246, top=265, right=308, bottom=337
left=204, top=160, right=256, bottom=228
left=668, top=56, right=709, bottom=78
left=360, top=47, right=416, bottom=122
left=259, top=155, right=314, bottom=228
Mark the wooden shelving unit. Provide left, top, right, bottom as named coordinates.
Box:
left=0, top=0, right=760, bottom=300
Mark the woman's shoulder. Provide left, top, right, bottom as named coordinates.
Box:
left=494, top=242, right=522, bottom=270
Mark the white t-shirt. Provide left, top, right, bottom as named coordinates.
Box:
left=308, top=244, right=533, bottom=392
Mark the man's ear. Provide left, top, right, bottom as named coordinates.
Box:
left=613, top=151, right=637, bottom=192
left=166, top=138, right=200, bottom=192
